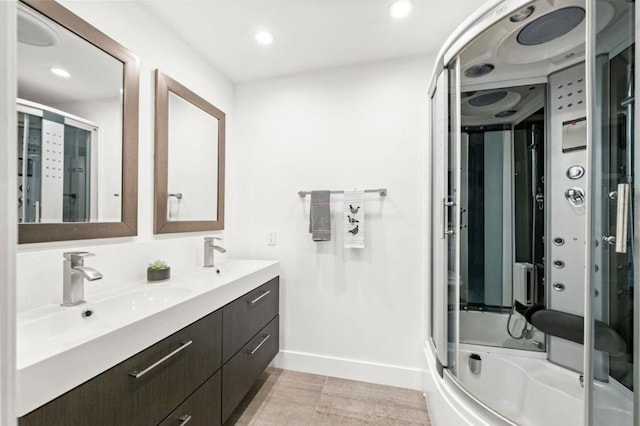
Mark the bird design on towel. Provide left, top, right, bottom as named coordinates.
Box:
left=349, top=204, right=360, bottom=214
left=348, top=225, right=359, bottom=235
left=348, top=215, right=359, bottom=224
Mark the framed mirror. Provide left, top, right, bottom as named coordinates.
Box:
left=154, top=70, right=225, bottom=234
left=17, top=0, right=139, bottom=244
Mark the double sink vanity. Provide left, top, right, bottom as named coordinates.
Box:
left=17, top=259, right=280, bottom=425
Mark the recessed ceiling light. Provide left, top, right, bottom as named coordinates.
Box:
left=255, top=30, right=274, bottom=45
left=510, top=6, right=535, bottom=23
left=389, top=0, right=414, bottom=19
left=50, top=67, right=71, bottom=78
left=464, top=63, right=495, bottom=78
left=18, top=8, right=58, bottom=47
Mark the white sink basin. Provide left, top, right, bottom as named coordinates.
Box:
left=94, top=285, right=191, bottom=317
left=18, top=306, right=112, bottom=344
left=17, top=285, right=191, bottom=365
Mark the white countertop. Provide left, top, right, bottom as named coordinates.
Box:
left=16, top=258, right=279, bottom=417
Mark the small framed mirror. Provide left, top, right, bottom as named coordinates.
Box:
left=154, top=70, right=225, bottom=234
left=17, top=0, right=139, bottom=243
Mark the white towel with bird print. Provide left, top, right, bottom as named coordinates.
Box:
left=344, top=190, right=365, bottom=248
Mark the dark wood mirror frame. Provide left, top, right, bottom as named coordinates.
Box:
left=18, top=0, right=139, bottom=244
left=154, top=70, right=225, bottom=234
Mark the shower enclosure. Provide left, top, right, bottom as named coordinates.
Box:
left=426, top=0, right=638, bottom=424
left=17, top=100, right=98, bottom=223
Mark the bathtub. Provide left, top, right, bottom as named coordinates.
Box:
left=424, top=342, right=633, bottom=425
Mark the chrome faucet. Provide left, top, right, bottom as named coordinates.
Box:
left=62, top=252, right=103, bottom=306
left=204, top=237, right=226, bottom=268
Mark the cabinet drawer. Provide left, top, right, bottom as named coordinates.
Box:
left=159, top=370, right=221, bottom=426
left=222, top=315, right=279, bottom=423
left=19, top=310, right=222, bottom=426
left=223, top=277, right=279, bottom=362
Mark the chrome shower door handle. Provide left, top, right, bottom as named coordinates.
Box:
left=565, top=187, right=585, bottom=207
left=33, top=200, right=40, bottom=223
left=615, top=183, right=630, bottom=253
left=442, top=197, right=455, bottom=239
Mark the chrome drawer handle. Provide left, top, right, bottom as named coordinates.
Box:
left=247, top=334, right=270, bottom=355
left=129, top=340, right=193, bottom=379
left=178, top=414, right=192, bottom=425
left=248, top=290, right=271, bottom=305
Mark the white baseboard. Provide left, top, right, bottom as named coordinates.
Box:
left=271, top=350, right=424, bottom=391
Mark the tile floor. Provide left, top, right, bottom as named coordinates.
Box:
left=225, top=368, right=431, bottom=425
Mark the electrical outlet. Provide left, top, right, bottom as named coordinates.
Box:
left=266, top=230, right=277, bottom=246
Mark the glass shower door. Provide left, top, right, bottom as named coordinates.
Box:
left=589, top=0, right=636, bottom=424
left=17, top=111, right=42, bottom=223
left=429, top=60, right=460, bottom=375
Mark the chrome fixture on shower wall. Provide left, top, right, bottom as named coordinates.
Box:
left=565, top=187, right=585, bottom=207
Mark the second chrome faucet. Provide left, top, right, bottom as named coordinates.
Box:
left=204, top=237, right=226, bottom=268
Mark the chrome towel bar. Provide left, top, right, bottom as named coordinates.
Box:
left=298, top=188, right=387, bottom=198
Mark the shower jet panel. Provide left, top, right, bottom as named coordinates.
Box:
left=547, top=62, right=588, bottom=375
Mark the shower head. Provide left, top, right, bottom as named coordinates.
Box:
left=468, top=91, right=508, bottom=107
left=517, top=7, right=585, bottom=46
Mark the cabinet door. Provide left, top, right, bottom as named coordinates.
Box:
left=222, top=316, right=279, bottom=423
left=159, top=371, right=221, bottom=426
left=19, top=310, right=222, bottom=426
left=222, top=277, right=279, bottom=362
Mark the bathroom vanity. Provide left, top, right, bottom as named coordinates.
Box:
left=16, top=259, right=279, bottom=425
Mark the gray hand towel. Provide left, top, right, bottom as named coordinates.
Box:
left=309, top=190, right=331, bottom=241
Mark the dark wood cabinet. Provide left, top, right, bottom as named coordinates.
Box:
left=222, top=277, right=279, bottom=362
left=222, top=316, right=279, bottom=422
left=18, top=277, right=279, bottom=426
left=159, top=371, right=221, bottom=426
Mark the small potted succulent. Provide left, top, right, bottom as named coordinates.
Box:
left=147, top=260, right=170, bottom=283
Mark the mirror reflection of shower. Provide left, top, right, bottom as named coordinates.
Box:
left=17, top=100, right=98, bottom=224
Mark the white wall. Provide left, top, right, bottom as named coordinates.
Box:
left=232, top=56, right=432, bottom=388
left=16, top=1, right=234, bottom=312
left=0, top=1, right=17, bottom=424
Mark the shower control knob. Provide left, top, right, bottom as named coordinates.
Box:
left=565, top=187, right=585, bottom=207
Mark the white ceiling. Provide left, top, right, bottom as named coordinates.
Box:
left=18, top=3, right=123, bottom=107
left=140, top=0, right=489, bottom=82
